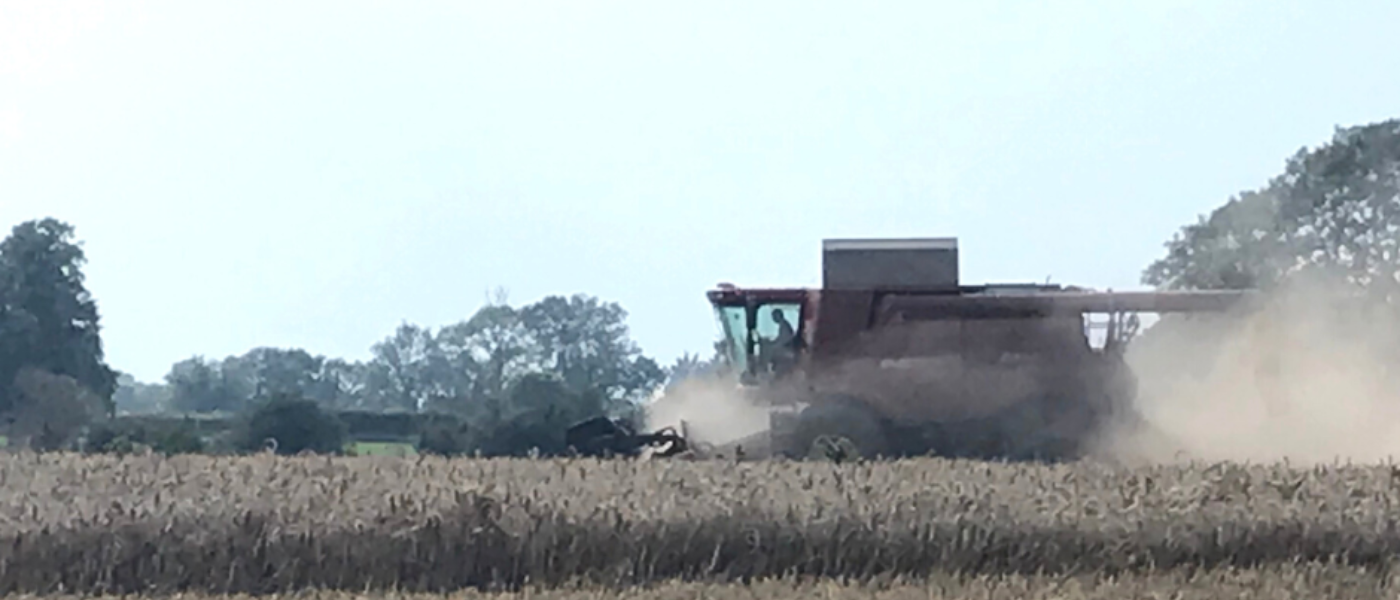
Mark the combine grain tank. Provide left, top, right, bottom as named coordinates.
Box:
left=704, top=237, right=1258, bottom=461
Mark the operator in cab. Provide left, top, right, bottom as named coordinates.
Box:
left=764, top=307, right=800, bottom=374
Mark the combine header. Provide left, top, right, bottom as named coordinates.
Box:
left=688, top=237, right=1258, bottom=461
left=565, top=415, right=688, bottom=458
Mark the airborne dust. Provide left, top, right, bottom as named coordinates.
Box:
left=1102, top=272, right=1400, bottom=465
left=643, top=375, right=772, bottom=450
left=647, top=273, right=1400, bottom=465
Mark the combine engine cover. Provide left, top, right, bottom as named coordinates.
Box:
left=822, top=237, right=960, bottom=290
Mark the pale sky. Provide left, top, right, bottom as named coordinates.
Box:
left=3, top=1, right=1398, bottom=383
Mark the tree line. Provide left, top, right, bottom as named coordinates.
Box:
left=3, top=117, right=1399, bottom=455
left=105, top=292, right=724, bottom=455
left=0, top=217, right=721, bottom=454
left=141, top=293, right=680, bottom=418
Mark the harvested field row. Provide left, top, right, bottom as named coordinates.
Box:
left=8, top=565, right=1400, bottom=600
left=2, top=452, right=1400, bottom=594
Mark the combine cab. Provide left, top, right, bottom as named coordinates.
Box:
left=701, top=237, right=1258, bottom=461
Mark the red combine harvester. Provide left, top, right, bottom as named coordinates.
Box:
left=682, top=237, right=1259, bottom=461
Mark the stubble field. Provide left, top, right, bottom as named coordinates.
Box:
left=4, top=451, right=1400, bottom=598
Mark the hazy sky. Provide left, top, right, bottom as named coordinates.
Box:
left=3, top=1, right=1399, bottom=382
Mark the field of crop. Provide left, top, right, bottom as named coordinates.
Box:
left=347, top=440, right=418, bottom=457
left=3, top=451, right=1400, bottom=597
left=6, top=566, right=1400, bottom=600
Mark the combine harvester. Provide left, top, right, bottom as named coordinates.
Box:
left=571, top=237, right=1261, bottom=462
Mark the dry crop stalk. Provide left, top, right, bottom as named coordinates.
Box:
left=0, top=452, right=1392, bottom=595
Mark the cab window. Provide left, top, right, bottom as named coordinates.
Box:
left=713, top=301, right=803, bottom=376
left=714, top=304, right=749, bottom=372
left=754, top=302, right=802, bottom=373
left=755, top=303, right=801, bottom=346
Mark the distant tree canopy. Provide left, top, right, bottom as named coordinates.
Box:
left=165, top=348, right=355, bottom=414
left=144, top=291, right=693, bottom=456
left=159, top=293, right=668, bottom=414
left=1144, top=119, right=1400, bottom=293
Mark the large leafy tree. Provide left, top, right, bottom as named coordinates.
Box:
left=519, top=294, right=665, bottom=408
left=112, top=372, right=172, bottom=414
left=430, top=302, right=539, bottom=416
left=315, top=357, right=365, bottom=408
left=360, top=323, right=442, bottom=412
left=1135, top=119, right=1400, bottom=405
left=1144, top=119, right=1400, bottom=293
left=0, top=218, right=117, bottom=418
left=165, top=356, right=247, bottom=413
left=363, top=293, right=664, bottom=421
left=379, top=293, right=667, bottom=455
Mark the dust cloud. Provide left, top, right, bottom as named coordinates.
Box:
left=642, top=375, right=772, bottom=449
left=1101, top=273, right=1400, bottom=465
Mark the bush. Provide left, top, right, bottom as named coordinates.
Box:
left=335, top=410, right=421, bottom=438
left=417, top=421, right=472, bottom=456
left=84, top=419, right=207, bottom=456
left=149, top=426, right=206, bottom=455
left=236, top=394, right=347, bottom=455
left=83, top=422, right=139, bottom=454
left=8, top=367, right=110, bottom=451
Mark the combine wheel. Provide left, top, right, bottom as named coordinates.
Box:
left=788, top=396, right=891, bottom=460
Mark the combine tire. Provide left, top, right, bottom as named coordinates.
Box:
left=788, top=396, right=891, bottom=460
